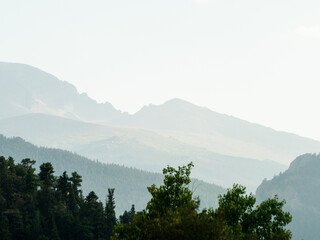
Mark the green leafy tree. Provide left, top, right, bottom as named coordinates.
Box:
left=216, top=184, right=256, bottom=236
left=253, top=196, right=292, bottom=240
left=113, top=162, right=216, bottom=240
left=0, top=156, right=292, bottom=240
left=146, top=162, right=198, bottom=217
left=114, top=164, right=292, bottom=240
left=216, top=185, right=292, bottom=239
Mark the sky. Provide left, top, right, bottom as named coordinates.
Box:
left=1, top=0, right=320, bottom=140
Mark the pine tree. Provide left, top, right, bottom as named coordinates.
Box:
left=119, top=205, right=135, bottom=225
left=105, top=188, right=117, bottom=240
left=39, top=162, right=55, bottom=188
left=81, top=191, right=105, bottom=240
left=69, top=172, right=82, bottom=214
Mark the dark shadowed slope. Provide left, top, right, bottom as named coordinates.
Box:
left=256, top=153, right=320, bottom=240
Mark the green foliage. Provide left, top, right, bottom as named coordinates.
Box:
left=0, top=153, right=292, bottom=240
left=119, top=205, right=135, bottom=225
left=253, top=196, right=292, bottom=240
left=106, top=188, right=117, bottom=240
left=0, top=156, right=115, bottom=240
left=114, top=163, right=292, bottom=240
left=216, top=185, right=292, bottom=240
left=146, top=162, right=198, bottom=217
left=39, top=162, right=55, bottom=188
left=82, top=191, right=106, bottom=240
left=216, top=184, right=256, bottom=235
left=113, top=162, right=227, bottom=240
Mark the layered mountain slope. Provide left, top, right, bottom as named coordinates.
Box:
left=256, top=154, right=320, bottom=240
left=2, top=61, right=320, bottom=193
left=116, top=98, right=320, bottom=165
left=0, top=61, right=125, bottom=122
left=0, top=114, right=286, bottom=192
left=1, top=62, right=320, bottom=166
left=0, top=134, right=226, bottom=214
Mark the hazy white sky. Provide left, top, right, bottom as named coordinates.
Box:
left=1, top=0, right=320, bottom=140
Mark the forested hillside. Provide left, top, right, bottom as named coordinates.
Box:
left=0, top=156, right=292, bottom=240
left=0, top=113, right=286, bottom=192
left=0, top=134, right=225, bottom=213
left=256, top=153, right=320, bottom=240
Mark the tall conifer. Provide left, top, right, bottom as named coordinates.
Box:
left=105, top=188, right=117, bottom=240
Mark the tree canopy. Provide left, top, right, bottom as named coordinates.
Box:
left=0, top=156, right=291, bottom=240
left=113, top=162, right=292, bottom=240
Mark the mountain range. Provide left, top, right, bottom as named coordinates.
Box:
left=1, top=61, right=320, bottom=192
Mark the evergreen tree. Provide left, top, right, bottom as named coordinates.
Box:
left=39, top=162, right=55, bottom=188
left=119, top=205, right=135, bottom=225
left=105, top=188, right=117, bottom=240
left=69, top=172, right=82, bottom=214
left=21, top=158, right=37, bottom=194
left=129, top=205, right=135, bottom=218
left=79, top=191, right=106, bottom=240
left=0, top=156, right=292, bottom=240
left=57, top=171, right=70, bottom=203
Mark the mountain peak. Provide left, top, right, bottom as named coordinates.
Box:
left=0, top=62, right=123, bottom=122
left=163, top=98, right=191, bottom=105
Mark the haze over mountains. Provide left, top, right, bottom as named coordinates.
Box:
left=0, top=61, right=124, bottom=122
left=0, top=134, right=225, bottom=214
left=115, top=98, right=320, bottom=164
left=1, top=61, right=320, bottom=192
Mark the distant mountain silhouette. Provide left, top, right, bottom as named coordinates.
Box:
left=0, top=61, right=125, bottom=122
left=1, top=62, right=319, bottom=165
left=256, top=153, right=320, bottom=240
left=1, top=61, right=320, bottom=192
left=117, top=98, right=320, bottom=164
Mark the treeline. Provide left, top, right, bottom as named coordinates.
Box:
left=0, top=157, right=292, bottom=240
left=0, top=156, right=130, bottom=240
left=0, top=134, right=225, bottom=213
